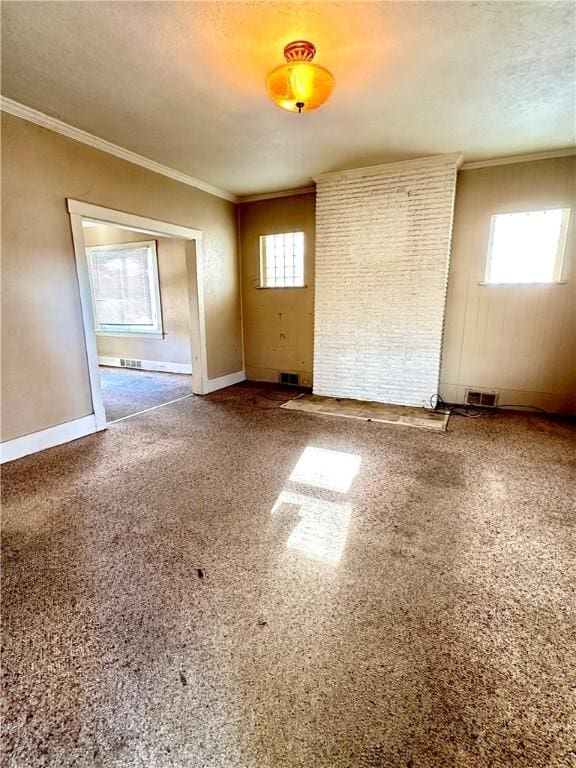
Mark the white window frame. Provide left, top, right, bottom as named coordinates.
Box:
left=86, top=240, right=164, bottom=338
left=483, top=208, right=570, bottom=285
left=259, top=231, right=306, bottom=288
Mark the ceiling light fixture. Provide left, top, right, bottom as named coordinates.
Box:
left=266, top=40, right=335, bottom=114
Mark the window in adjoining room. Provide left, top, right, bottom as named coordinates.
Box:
left=484, top=208, right=570, bottom=284
left=260, top=232, right=305, bottom=288
left=86, top=240, right=163, bottom=336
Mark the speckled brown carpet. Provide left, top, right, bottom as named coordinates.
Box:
left=2, top=383, right=575, bottom=768
left=99, top=366, right=192, bottom=422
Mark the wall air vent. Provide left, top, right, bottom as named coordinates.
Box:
left=120, top=358, right=142, bottom=369
left=465, top=389, right=499, bottom=408
left=279, top=372, right=300, bottom=386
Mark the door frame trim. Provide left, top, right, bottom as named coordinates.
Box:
left=67, top=199, right=208, bottom=431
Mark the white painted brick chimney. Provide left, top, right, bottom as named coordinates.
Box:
left=312, top=153, right=462, bottom=407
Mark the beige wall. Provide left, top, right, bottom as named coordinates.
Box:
left=82, top=226, right=191, bottom=366
left=239, top=160, right=575, bottom=413
left=1, top=112, right=242, bottom=442
left=440, top=157, right=576, bottom=414
left=239, top=193, right=315, bottom=385
left=3, top=106, right=573, bottom=448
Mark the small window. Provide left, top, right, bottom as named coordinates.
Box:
left=86, top=240, right=163, bottom=336
left=260, top=232, right=305, bottom=288
left=485, top=208, right=570, bottom=284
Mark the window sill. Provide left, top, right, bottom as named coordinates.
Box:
left=257, top=285, right=308, bottom=290
left=95, top=330, right=165, bottom=339
left=478, top=281, right=567, bottom=286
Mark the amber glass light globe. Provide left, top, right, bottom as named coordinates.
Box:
left=266, top=41, right=335, bottom=113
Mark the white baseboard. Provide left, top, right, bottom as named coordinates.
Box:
left=204, top=370, right=246, bottom=394
left=98, top=356, right=193, bottom=375
left=1, top=414, right=99, bottom=464
left=1, top=370, right=245, bottom=464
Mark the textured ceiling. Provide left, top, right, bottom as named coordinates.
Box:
left=1, top=1, right=574, bottom=196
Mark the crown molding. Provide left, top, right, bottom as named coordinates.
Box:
left=0, top=96, right=238, bottom=203
left=461, top=148, right=576, bottom=170
left=241, top=148, right=575, bottom=199
left=314, top=153, right=464, bottom=183
left=4, top=95, right=572, bottom=201
left=239, top=186, right=316, bottom=204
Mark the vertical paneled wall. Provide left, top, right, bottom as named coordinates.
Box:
left=313, top=154, right=461, bottom=407
left=440, top=156, right=576, bottom=414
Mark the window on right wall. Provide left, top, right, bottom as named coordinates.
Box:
left=484, top=208, right=570, bottom=284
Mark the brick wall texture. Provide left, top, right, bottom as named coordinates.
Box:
left=313, top=155, right=460, bottom=407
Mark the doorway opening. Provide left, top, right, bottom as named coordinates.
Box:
left=83, top=221, right=193, bottom=422
left=68, top=200, right=208, bottom=430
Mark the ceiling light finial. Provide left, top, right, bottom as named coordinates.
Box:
left=266, top=40, right=335, bottom=113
